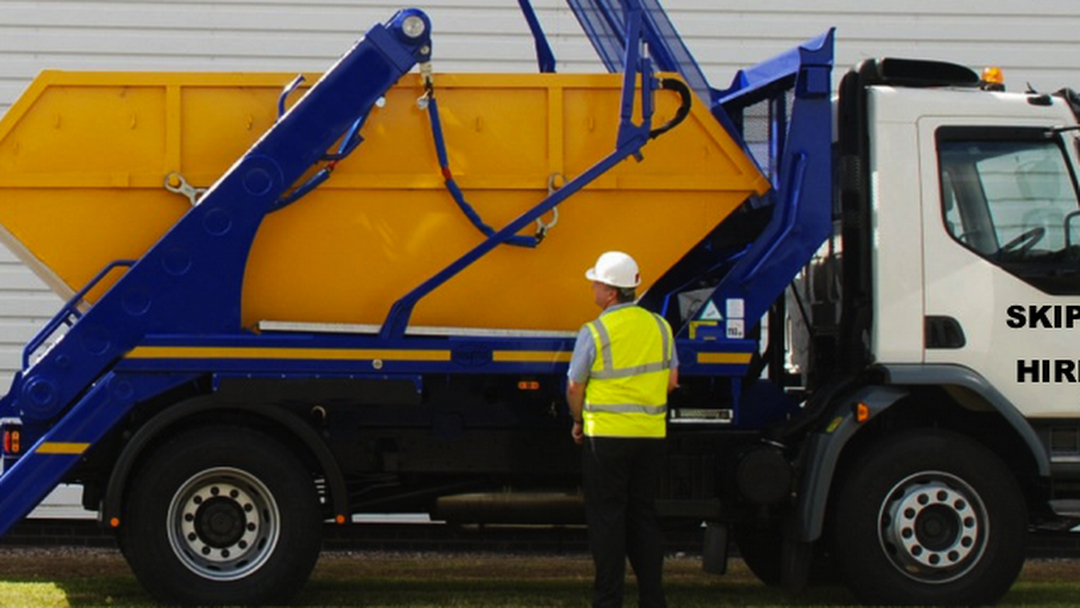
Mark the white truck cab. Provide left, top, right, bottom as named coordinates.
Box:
left=785, top=59, right=1080, bottom=605
left=877, top=84, right=1080, bottom=422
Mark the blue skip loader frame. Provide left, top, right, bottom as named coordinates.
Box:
left=0, top=0, right=833, bottom=537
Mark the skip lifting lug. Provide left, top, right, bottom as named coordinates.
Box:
left=417, top=61, right=434, bottom=110
left=419, top=59, right=548, bottom=249
left=163, top=172, right=206, bottom=206
left=535, top=173, right=564, bottom=243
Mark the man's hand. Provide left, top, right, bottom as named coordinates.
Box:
left=566, top=380, right=586, bottom=446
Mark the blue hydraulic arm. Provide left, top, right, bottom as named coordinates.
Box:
left=380, top=0, right=663, bottom=339
left=567, top=0, right=747, bottom=152
left=0, top=9, right=433, bottom=537
left=566, top=0, right=834, bottom=343
left=683, top=31, right=835, bottom=338
left=517, top=0, right=557, bottom=73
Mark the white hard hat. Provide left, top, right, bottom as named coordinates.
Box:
left=585, top=251, right=641, bottom=288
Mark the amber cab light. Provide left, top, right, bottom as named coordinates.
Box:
left=982, top=66, right=1005, bottom=91
left=855, top=402, right=871, bottom=423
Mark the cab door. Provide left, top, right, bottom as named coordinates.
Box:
left=920, top=119, right=1080, bottom=418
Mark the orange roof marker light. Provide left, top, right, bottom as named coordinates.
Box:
left=982, top=66, right=1005, bottom=91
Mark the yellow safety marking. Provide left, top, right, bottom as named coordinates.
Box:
left=689, top=320, right=719, bottom=340
left=493, top=351, right=573, bottom=364
left=696, top=352, right=753, bottom=365
left=127, top=346, right=450, bottom=362
left=37, top=442, right=89, bottom=455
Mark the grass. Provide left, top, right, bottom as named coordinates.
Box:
left=0, top=547, right=1078, bottom=607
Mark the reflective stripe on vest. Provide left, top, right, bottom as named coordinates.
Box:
left=583, top=306, right=673, bottom=438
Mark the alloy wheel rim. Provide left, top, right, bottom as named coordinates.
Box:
left=877, top=470, right=988, bottom=584
left=166, top=467, right=281, bottom=581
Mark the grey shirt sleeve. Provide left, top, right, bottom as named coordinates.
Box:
left=567, top=325, right=596, bottom=383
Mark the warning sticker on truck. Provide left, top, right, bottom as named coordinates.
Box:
left=726, top=298, right=745, bottom=339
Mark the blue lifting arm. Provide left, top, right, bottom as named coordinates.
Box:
left=685, top=30, right=835, bottom=338
left=379, top=0, right=666, bottom=339
left=566, top=0, right=748, bottom=152
left=565, top=0, right=835, bottom=344
left=518, top=0, right=557, bottom=73
left=0, top=9, right=434, bottom=538
left=639, top=30, right=836, bottom=345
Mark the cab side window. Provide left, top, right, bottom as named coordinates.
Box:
left=938, top=128, right=1080, bottom=294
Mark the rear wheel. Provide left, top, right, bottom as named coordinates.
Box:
left=831, top=429, right=1026, bottom=605
left=121, top=426, right=322, bottom=605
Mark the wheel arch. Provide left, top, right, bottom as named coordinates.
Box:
left=103, top=396, right=350, bottom=527
left=876, top=363, right=1048, bottom=478
left=793, top=363, right=1048, bottom=543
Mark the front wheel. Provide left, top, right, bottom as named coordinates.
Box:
left=120, top=426, right=323, bottom=605
left=830, top=429, right=1027, bottom=606
left=732, top=523, right=784, bottom=586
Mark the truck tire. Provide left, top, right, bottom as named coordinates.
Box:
left=733, top=523, right=836, bottom=588
left=120, top=426, right=322, bottom=606
left=830, top=429, right=1026, bottom=606
left=732, top=523, right=782, bottom=586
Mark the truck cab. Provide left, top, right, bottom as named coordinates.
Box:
left=873, top=65, right=1080, bottom=404
left=784, top=59, right=1080, bottom=604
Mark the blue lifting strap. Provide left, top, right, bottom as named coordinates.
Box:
left=424, top=90, right=541, bottom=248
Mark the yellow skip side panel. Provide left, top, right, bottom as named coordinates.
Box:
left=0, top=71, right=768, bottom=332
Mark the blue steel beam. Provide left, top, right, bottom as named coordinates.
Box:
left=108, top=331, right=756, bottom=380
left=0, top=372, right=197, bottom=537
left=0, top=11, right=434, bottom=532
left=684, top=30, right=835, bottom=338
left=0, top=2, right=833, bottom=541
left=517, top=0, right=557, bottom=72
left=0, top=10, right=432, bottom=429
left=566, top=0, right=749, bottom=150
left=716, top=29, right=835, bottom=112
left=380, top=1, right=656, bottom=340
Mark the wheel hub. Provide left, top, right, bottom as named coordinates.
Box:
left=879, top=473, right=987, bottom=583
left=195, top=496, right=247, bottom=548
left=179, top=480, right=262, bottom=563
left=167, top=468, right=280, bottom=581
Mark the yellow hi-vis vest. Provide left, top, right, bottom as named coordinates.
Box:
left=583, top=305, right=674, bottom=438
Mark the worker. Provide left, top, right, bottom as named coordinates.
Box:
left=566, top=251, right=679, bottom=608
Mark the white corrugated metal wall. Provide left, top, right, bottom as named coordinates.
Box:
left=1, top=0, right=1080, bottom=393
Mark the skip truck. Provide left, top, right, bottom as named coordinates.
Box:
left=0, top=0, right=1078, bottom=605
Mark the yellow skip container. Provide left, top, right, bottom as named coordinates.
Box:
left=0, top=70, right=768, bottom=332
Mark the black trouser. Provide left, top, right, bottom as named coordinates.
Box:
left=582, top=436, right=667, bottom=608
